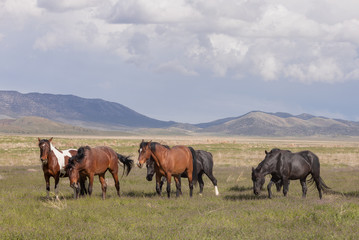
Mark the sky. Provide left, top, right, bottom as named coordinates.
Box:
left=1, top=0, right=359, bottom=124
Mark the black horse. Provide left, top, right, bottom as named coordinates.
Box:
left=252, top=148, right=330, bottom=199
left=146, top=149, right=219, bottom=196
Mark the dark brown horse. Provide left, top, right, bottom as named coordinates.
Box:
left=65, top=146, right=134, bottom=199
left=137, top=140, right=197, bottom=198
left=38, top=137, right=87, bottom=199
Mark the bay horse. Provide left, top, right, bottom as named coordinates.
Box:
left=146, top=149, right=219, bottom=196
left=137, top=140, right=197, bottom=198
left=38, top=137, right=87, bottom=199
left=252, top=148, right=330, bottom=199
left=65, top=146, right=134, bottom=200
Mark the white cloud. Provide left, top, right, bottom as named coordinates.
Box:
left=36, top=0, right=100, bottom=12
left=2, top=0, right=359, bottom=82
left=107, top=0, right=201, bottom=24
left=286, top=58, right=344, bottom=84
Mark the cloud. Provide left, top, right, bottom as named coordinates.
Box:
left=3, top=0, right=359, bottom=83
left=36, top=0, right=99, bottom=12
left=107, top=0, right=201, bottom=24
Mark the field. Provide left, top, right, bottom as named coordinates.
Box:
left=1, top=135, right=359, bottom=239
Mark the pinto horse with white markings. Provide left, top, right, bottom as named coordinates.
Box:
left=38, top=137, right=87, bottom=199
left=137, top=140, right=197, bottom=198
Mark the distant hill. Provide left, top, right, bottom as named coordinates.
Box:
left=0, top=91, right=175, bottom=129
left=0, top=116, right=130, bottom=135
left=1, top=91, right=359, bottom=136
left=197, top=111, right=359, bottom=136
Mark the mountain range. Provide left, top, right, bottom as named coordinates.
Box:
left=1, top=90, right=359, bottom=136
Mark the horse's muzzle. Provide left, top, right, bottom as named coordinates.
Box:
left=40, top=158, right=48, bottom=165
left=146, top=175, right=153, bottom=181
left=137, top=162, right=143, bottom=168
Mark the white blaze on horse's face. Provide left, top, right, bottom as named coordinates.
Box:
left=137, top=148, right=143, bottom=168
left=137, top=147, right=150, bottom=168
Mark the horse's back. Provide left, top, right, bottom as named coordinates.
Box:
left=167, top=145, right=193, bottom=173
left=282, top=151, right=313, bottom=179
left=87, top=146, right=117, bottom=168
left=196, top=150, right=213, bottom=171
left=169, top=146, right=192, bottom=158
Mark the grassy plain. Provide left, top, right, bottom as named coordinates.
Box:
left=0, top=135, right=359, bottom=239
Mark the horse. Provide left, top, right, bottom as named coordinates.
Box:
left=38, top=137, right=87, bottom=200
left=65, top=146, right=134, bottom=200
left=146, top=149, right=219, bottom=196
left=251, top=148, right=330, bottom=199
left=137, top=140, right=197, bottom=198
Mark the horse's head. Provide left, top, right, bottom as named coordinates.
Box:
left=65, top=156, right=80, bottom=193
left=38, top=137, right=53, bottom=164
left=146, top=157, right=156, bottom=181
left=137, top=140, right=152, bottom=168
left=251, top=167, right=265, bottom=195
left=252, top=149, right=280, bottom=195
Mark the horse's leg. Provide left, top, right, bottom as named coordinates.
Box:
left=188, top=171, right=194, bottom=198
left=99, top=174, right=107, bottom=200
left=267, top=180, right=274, bottom=199
left=79, top=175, right=88, bottom=196
left=155, top=174, right=162, bottom=196
left=44, top=174, right=51, bottom=199
left=174, top=176, right=182, bottom=197
left=300, top=178, right=307, bottom=198
left=166, top=174, right=172, bottom=198
left=160, top=177, right=165, bottom=194
left=198, top=173, right=204, bottom=195
left=275, top=179, right=282, bottom=192
left=204, top=172, right=219, bottom=196
left=88, top=174, right=94, bottom=197
left=282, top=178, right=290, bottom=197
left=110, top=169, right=120, bottom=197
left=54, top=174, right=60, bottom=200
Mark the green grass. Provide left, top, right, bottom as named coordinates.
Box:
left=1, top=136, right=359, bottom=239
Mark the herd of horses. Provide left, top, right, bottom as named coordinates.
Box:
left=38, top=138, right=330, bottom=200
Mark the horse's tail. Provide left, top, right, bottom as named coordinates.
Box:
left=307, top=175, right=331, bottom=193
left=306, top=152, right=331, bottom=193
left=117, top=153, right=134, bottom=176
left=188, top=147, right=198, bottom=185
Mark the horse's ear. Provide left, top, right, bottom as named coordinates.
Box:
left=265, top=150, right=268, bottom=155
left=49, top=137, right=53, bottom=142
left=38, top=137, right=41, bottom=142
left=141, top=139, right=144, bottom=143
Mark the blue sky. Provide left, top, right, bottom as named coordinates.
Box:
left=1, top=0, right=359, bottom=123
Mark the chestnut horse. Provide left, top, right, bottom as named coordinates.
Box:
left=65, top=146, right=134, bottom=199
left=137, top=140, right=197, bottom=198
left=146, top=149, right=219, bottom=196
left=38, top=137, right=87, bottom=199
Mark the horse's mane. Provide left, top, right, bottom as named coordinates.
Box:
left=140, top=141, right=170, bottom=153
left=76, top=146, right=91, bottom=162
left=256, top=148, right=284, bottom=171
left=65, top=146, right=90, bottom=171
